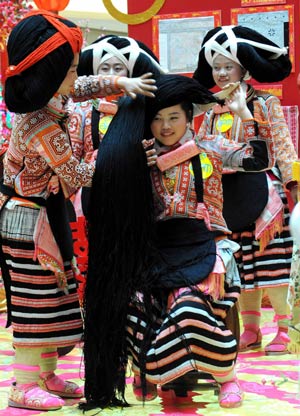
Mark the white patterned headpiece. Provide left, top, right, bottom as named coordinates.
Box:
left=202, top=25, right=288, bottom=80
left=83, top=36, right=164, bottom=77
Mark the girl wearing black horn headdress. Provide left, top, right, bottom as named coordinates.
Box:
left=68, top=35, right=164, bottom=306
left=82, top=73, right=275, bottom=410
left=194, top=25, right=296, bottom=355
left=0, top=10, right=156, bottom=412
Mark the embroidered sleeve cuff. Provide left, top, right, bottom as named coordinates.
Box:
left=98, top=75, right=122, bottom=95
left=242, top=119, right=270, bottom=140
left=71, top=75, right=122, bottom=101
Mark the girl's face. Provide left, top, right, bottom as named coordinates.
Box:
left=97, top=56, right=128, bottom=76
left=150, top=104, right=189, bottom=147
left=57, top=53, right=79, bottom=95
left=212, top=54, right=245, bottom=89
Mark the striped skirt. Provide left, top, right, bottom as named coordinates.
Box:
left=0, top=204, right=83, bottom=348
left=126, top=287, right=239, bottom=385
left=231, top=181, right=293, bottom=291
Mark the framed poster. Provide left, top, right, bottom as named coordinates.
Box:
left=241, top=0, right=286, bottom=5
left=231, top=5, right=294, bottom=71
left=152, top=11, right=221, bottom=75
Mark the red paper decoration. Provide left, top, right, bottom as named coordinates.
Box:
left=33, top=0, right=70, bottom=12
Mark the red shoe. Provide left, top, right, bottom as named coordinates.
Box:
left=265, top=327, right=290, bottom=355
left=239, top=325, right=262, bottom=352
left=218, top=379, right=243, bottom=408
left=132, top=376, right=157, bottom=401
left=39, top=372, right=83, bottom=398
left=8, top=382, right=64, bottom=411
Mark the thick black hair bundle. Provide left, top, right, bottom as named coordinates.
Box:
left=81, top=95, right=157, bottom=409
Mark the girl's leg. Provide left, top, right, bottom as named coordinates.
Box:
left=238, top=290, right=263, bottom=351
left=9, top=347, right=64, bottom=411
left=39, top=348, right=83, bottom=398
left=132, top=375, right=157, bottom=401
left=214, top=368, right=243, bottom=409
left=14, top=347, right=41, bottom=385
left=264, top=286, right=290, bottom=355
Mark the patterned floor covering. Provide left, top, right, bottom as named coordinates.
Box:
left=0, top=309, right=299, bottom=416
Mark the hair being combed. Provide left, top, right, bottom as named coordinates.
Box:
left=81, top=95, right=157, bottom=409
left=80, top=73, right=222, bottom=410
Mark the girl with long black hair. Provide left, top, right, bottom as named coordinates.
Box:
left=82, top=73, right=275, bottom=410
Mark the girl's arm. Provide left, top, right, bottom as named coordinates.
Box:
left=71, top=73, right=156, bottom=102
left=221, top=119, right=275, bottom=171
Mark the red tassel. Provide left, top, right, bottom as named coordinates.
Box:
left=70, top=217, right=88, bottom=305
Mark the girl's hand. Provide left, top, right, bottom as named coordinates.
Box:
left=91, top=149, right=98, bottom=162
left=142, top=138, right=157, bottom=166
left=118, top=73, right=157, bottom=99
left=290, top=184, right=298, bottom=204
left=225, top=85, right=252, bottom=120
left=47, top=175, right=60, bottom=194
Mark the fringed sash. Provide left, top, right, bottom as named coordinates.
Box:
left=255, top=173, right=284, bottom=251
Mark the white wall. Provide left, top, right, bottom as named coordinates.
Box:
left=31, top=0, right=128, bottom=44
left=61, top=0, right=128, bottom=42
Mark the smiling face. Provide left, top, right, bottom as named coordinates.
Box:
left=212, top=54, right=245, bottom=89
left=150, top=104, right=189, bottom=146
left=57, top=53, right=79, bottom=95
left=97, top=56, right=128, bottom=76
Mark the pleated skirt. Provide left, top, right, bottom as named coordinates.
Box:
left=231, top=181, right=293, bottom=291
left=0, top=204, right=83, bottom=348
left=126, top=287, right=239, bottom=385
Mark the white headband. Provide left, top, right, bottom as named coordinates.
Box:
left=83, top=36, right=164, bottom=77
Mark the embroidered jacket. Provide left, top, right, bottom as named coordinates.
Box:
left=68, top=97, right=118, bottom=163
left=0, top=75, right=123, bottom=285
left=200, top=88, right=297, bottom=189
left=151, top=119, right=274, bottom=234
left=1, top=75, right=121, bottom=203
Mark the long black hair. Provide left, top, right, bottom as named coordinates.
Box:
left=80, top=74, right=221, bottom=410
left=81, top=94, right=156, bottom=409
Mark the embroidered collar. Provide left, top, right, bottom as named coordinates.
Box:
left=46, top=94, right=70, bottom=122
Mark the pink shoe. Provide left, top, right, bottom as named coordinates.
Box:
left=218, top=379, right=243, bottom=408
left=39, top=372, right=83, bottom=398
left=265, top=327, right=290, bottom=356
left=239, top=325, right=262, bottom=352
left=133, top=376, right=157, bottom=401
left=8, top=382, right=64, bottom=410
